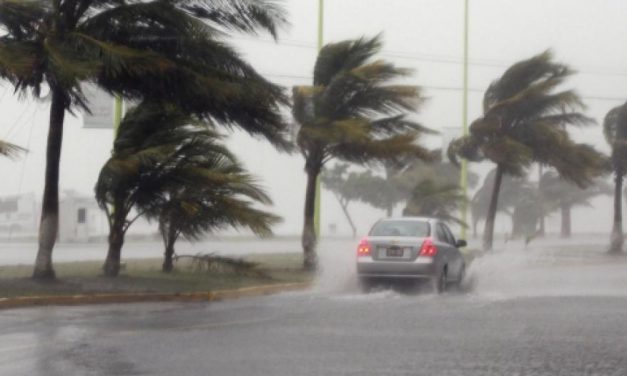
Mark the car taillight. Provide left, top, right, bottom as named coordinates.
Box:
left=419, top=238, right=438, bottom=257
left=357, top=238, right=371, bottom=256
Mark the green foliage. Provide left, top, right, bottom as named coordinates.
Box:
left=402, top=179, right=467, bottom=226
left=95, top=101, right=281, bottom=246
left=0, top=0, right=290, bottom=146
left=320, top=163, right=363, bottom=204
left=293, top=35, right=434, bottom=174
left=449, top=51, right=605, bottom=186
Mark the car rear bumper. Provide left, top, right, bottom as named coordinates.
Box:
left=356, top=256, right=435, bottom=279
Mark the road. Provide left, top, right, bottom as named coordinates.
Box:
left=1, top=249, right=627, bottom=376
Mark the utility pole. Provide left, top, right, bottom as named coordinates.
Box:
left=113, top=95, right=122, bottom=134
left=314, top=0, right=324, bottom=237
left=460, top=0, right=470, bottom=240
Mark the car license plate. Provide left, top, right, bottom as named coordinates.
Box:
left=386, top=247, right=403, bottom=257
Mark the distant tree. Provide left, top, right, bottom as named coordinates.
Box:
left=352, top=160, right=477, bottom=218
left=449, top=51, right=605, bottom=250
left=321, top=164, right=362, bottom=238
left=604, top=101, right=627, bottom=253
left=402, top=179, right=466, bottom=226
left=96, top=102, right=280, bottom=276
left=539, top=171, right=611, bottom=238
left=0, top=0, right=289, bottom=280
left=0, top=140, right=24, bottom=159
left=292, top=36, right=434, bottom=270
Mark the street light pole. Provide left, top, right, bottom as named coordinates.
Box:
left=113, top=95, right=122, bottom=135
left=460, top=0, right=469, bottom=240
left=314, top=0, right=324, bottom=237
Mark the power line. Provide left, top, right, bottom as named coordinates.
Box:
left=231, top=36, right=627, bottom=78
left=261, top=72, right=625, bottom=103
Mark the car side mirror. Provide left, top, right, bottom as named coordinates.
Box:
left=456, top=239, right=467, bottom=248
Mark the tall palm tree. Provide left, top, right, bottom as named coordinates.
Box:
left=292, top=35, right=434, bottom=270
left=449, top=51, right=605, bottom=250
left=0, top=0, right=288, bottom=279
left=604, top=101, right=627, bottom=253
left=402, top=179, right=466, bottom=226
left=0, top=140, right=25, bottom=159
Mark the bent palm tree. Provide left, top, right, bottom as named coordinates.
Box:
left=293, top=35, right=434, bottom=270
left=155, top=162, right=280, bottom=273
left=604, top=101, right=627, bottom=253
left=449, top=51, right=605, bottom=250
left=0, top=0, right=288, bottom=279
left=97, top=101, right=281, bottom=276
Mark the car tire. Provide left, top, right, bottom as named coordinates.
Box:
left=431, top=268, right=447, bottom=294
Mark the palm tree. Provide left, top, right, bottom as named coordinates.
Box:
left=96, top=101, right=280, bottom=276
left=449, top=51, right=605, bottom=250
left=292, top=36, right=434, bottom=270
left=0, top=0, right=288, bottom=279
left=0, top=140, right=25, bottom=159
left=604, top=101, right=627, bottom=253
left=402, top=179, right=466, bottom=226
left=151, top=144, right=281, bottom=273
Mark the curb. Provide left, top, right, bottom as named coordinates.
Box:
left=0, top=282, right=311, bottom=310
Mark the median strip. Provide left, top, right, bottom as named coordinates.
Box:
left=0, top=282, right=311, bottom=310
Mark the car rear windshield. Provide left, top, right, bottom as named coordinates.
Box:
left=369, top=220, right=430, bottom=237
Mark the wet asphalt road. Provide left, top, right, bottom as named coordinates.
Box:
left=2, top=240, right=627, bottom=375
left=1, top=290, right=627, bottom=375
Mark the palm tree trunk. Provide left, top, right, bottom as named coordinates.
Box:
left=483, top=165, right=504, bottom=251
left=32, top=88, right=66, bottom=280
left=537, top=164, right=545, bottom=237
left=103, top=206, right=126, bottom=277
left=609, top=171, right=623, bottom=253
left=302, top=168, right=319, bottom=271
left=560, top=204, right=572, bottom=238
left=386, top=206, right=393, bottom=217
left=162, top=224, right=178, bottom=273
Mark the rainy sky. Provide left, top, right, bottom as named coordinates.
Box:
left=0, top=0, right=625, bottom=236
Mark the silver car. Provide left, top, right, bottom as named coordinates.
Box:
left=356, top=217, right=466, bottom=293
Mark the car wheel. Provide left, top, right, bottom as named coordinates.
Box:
left=431, top=268, right=447, bottom=294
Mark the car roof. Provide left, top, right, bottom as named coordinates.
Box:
left=378, top=216, right=438, bottom=224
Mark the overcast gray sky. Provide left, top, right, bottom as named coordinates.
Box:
left=0, top=0, right=625, bottom=236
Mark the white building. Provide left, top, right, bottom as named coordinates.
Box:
left=0, top=191, right=107, bottom=242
